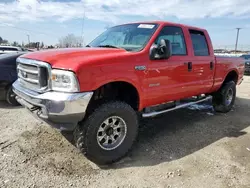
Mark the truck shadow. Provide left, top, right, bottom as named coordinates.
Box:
left=109, top=97, right=250, bottom=169
left=0, top=101, right=22, bottom=109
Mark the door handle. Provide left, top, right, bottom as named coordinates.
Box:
left=184, top=62, right=192, bottom=72
left=210, top=61, right=214, bottom=70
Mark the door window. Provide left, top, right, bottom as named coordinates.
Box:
left=155, top=26, right=187, bottom=55
left=189, top=30, right=209, bottom=56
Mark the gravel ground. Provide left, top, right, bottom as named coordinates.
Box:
left=0, top=77, right=250, bottom=188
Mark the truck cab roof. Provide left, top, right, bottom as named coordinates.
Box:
left=117, top=21, right=207, bottom=32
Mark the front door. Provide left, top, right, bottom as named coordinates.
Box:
left=145, top=26, right=198, bottom=107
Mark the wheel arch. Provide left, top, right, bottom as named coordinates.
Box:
left=87, top=80, right=142, bottom=114
left=223, top=69, right=239, bottom=85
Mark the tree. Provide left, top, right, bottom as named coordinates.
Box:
left=25, top=42, right=39, bottom=48
left=48, top=45, right=54, bottom=49
left=40, top=42, right=44, bottom=49
left=2, top=39, right=8, bottom=44
left=0, top=36, right=8, bottom=44
left=12, top=41, right=19, bottom=46
left=58, top=34, right=82, bottom=48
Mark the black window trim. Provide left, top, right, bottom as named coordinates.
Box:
left=189, top=29, right=210, bottom=56
left=155, top=25, right=188, bottom=56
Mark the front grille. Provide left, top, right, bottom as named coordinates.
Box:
left=17, top=58, right=50, bottom=92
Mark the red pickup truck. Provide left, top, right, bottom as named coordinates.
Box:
left=13, top=21, right=245, bottom=165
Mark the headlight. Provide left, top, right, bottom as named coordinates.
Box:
left=51, top=69, right=79, bottom=92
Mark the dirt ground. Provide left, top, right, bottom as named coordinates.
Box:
left=0, top=77, right=250, bottom=188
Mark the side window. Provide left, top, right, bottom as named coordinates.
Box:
left=189, top=30, right=209, bottom=56
left=155, top=26, right=187, bottom=55
left=131, top=35, right=150, bottom=46
left=0, top=47, right=18, bottom=51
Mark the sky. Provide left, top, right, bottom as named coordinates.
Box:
left=0, top=0, right=250, bottom=50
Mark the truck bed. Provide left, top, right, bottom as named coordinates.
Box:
left=212, top=56, right=245, bottom=92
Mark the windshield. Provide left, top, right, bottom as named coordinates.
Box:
left=89, top=23, right=158, bottom=52
left=241, top=55, right=250, bottom=60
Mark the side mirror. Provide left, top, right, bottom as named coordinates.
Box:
left=150, top=39, right=172, bottom=60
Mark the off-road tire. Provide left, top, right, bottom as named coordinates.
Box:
left=212, top=81, right=236, bottom=113
left=74, top=101, right=138, bottom=165
left=6, top=86, right=19, bottom=106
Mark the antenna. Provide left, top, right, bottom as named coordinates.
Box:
left=81, top=3, right=86, bottom=47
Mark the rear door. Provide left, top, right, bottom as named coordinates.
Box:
left=188, top=29, right=215, bottom=94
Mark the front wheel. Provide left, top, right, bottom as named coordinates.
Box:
left=6, top=86, right=19, bottom=106
left=212, top=81, right=236, bottom=113
left=74, top=101, right=138, bottom=165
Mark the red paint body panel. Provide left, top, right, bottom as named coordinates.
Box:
left=20, top=21, right=245, bottom=111
left=212, top=56, right=245, bottom=92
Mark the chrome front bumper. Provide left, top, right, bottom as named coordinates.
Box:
left=12, top=80, right=93, bottom=131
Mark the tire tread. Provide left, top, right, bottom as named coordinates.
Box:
left=74, top=101, right=138, bottom=165
left=213, top=81, right=236, bottom=113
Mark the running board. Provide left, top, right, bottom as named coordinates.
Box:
left=142, top=96, right=212, bottom=118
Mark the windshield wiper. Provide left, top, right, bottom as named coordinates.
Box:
left=86, top=44, right=91, bottom=47
left=97, top=45, right=119, bottom=49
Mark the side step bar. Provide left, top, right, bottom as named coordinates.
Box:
left=142, top=96, right=212, bottom=118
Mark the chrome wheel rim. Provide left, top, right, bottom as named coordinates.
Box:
left=225, top=88, right=233, bottom=106
left=97, top=116, right=127, bottom=151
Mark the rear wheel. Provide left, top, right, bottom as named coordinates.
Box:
left=74, top=101, right=138, bottom=165
left=212, top=81, right=236, bottom=113
left=6, top=86, right=19, bottom=106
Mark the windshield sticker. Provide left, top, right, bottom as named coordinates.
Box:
left=138, top=24, right=155, bottom=29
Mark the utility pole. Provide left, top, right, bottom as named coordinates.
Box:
left=235, top=28, right=242, bottom=53
left=27, top=34, right=30, bottom=48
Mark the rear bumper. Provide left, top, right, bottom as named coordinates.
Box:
left=12, top=80, right=93, bottom=131
left=244, top=67, right=250, bottom=72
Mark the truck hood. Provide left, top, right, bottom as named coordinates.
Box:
left=20, top=47, right=128, bottom=70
